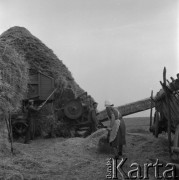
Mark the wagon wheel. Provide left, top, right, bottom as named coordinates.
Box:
left=153, top=111, right=160, bottom=138
left=64, top=100, right=83, bottom=120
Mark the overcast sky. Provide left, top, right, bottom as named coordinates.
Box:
left=0, top=0, right=178, bottom=116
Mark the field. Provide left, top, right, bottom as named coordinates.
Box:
left=0, top=117, right=176, bottom=180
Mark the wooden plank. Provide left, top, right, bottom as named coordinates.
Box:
left=29, top=74, right=38, bottom=84
left=98, top=97, right=155, bottom=122
left=118, top=97, right=153, bottom=116
left=150, top=90, right=154, bottom=127
left=162, top=67, right=172, bottom=155
left=39, top=74, right=54, bottom=100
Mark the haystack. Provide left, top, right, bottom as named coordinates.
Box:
left=0, top=26, right=84, bottom=97
left=0, top=42, right=29, bottom=114
left=0, top=42, right=29, bottom=153
left=0, top=26, right=91, bottom=137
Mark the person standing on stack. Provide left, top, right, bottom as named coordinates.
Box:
left=105, top=100, right=126, bottom=158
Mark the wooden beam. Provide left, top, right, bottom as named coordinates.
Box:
left=98, top=97, right=155, bottom=122
left=162, top=67, right=172, bottom=155
left=150, top=90, right=154, bottom=128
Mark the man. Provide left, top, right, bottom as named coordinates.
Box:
left=170, top=74, right=179, bottom=91
left=105, top=100, right=126, bottom=158
left=89, top=102, right=99, bottom=133
left=24, top=99, right=41, bottom=144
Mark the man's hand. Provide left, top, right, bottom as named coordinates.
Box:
left=37, top=106, right=42, bottom=111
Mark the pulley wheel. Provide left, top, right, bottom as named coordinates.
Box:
left=64, top=100, right=83, bottom=119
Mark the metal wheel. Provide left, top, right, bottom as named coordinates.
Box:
left=64, top=100, right=83, bottom=119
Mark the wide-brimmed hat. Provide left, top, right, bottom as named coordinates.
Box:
left=104, top=100, right=114, bottom=107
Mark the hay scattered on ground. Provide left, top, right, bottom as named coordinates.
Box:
left=0, top=127, right=173, bottom=179
left=83, top=128, right=112, bottom=154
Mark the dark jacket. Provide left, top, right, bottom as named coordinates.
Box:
left=89, top=108, right=98, bottom=132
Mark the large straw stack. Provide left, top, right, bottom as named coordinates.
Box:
left=0, top=26, right=91, bottom=137
left=0, top=26, right=84, bottom=98
left=0, top=42, right=29, bottom=115
left=0, top=42, right=29, bottom=154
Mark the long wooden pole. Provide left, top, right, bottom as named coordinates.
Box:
left=162, top=67, right=172, bottom=155
left=166, top=93, right=172, bottom=155
left=150, top=90, right=153, bottom=128
left=39, top=88, right=57, bottom=109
